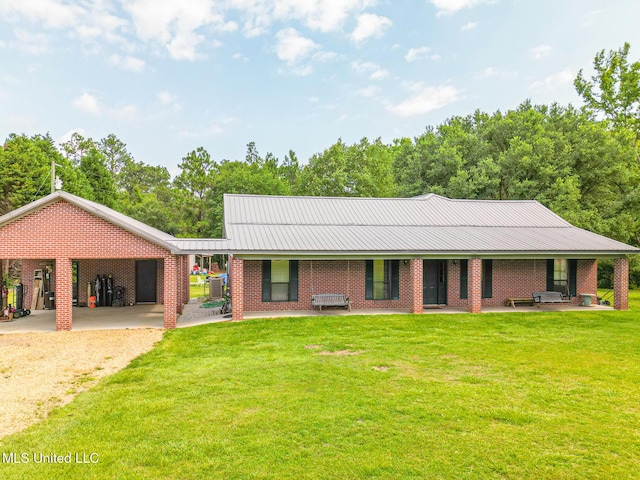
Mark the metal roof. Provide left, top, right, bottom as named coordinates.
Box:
left=223, top=194, right=639, bottom=256
left=224, top=193, right=571, bottom=228
left=167, top=238, right=230, bottom=254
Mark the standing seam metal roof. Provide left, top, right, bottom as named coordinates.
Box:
left=223, top=194, right=639, bottom=255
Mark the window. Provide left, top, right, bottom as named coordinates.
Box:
left=546, top=259, right=577, bottom=296
left=460, top=260, right=468, bottom=299
left=262, top=260, right=298, bottom=302
left=482, top=259, right=492, bottom=299
left=365, top=260, right=400, bottom=300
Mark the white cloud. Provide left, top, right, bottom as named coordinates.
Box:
left=430, top=0, right=495, bottom=16
left=308, top=96, right=319, bottom=103
left=531, top=44, right=552, bottom=59
left=351, top=13, right=392, bottom=43
left=157, top=91, right=181, bottom=110
left=232, top=52, right=249, bottom=61
left=479, top=66, right=518, bottom=79
left=275, top=28, right=320, bottom=63
left=178, top=124, right=225, bottom=139
left=57, top=128, right=87, bottom=146
left=352, top=60, right=389, bottom=80
left=12, top=29, right=51, bottom=55
left=357, top=86, right=380, bottom=97
left=72, top=92, right=102, bottom=115
left=0, top=0, right=83, bottom=28
left=229, top=0, right=375, bottom=35
left=112, top=104, right=139, bottom=121
left=405, top=46, right=438, bottom=62
left=72, top=91, right=140, bottom=121
left=461, top=21, right=478, bottom=30
left=529, top=68, right=574, bottom=91
left=125, top=0, right=230, bottom=60
left=109, top=54, right=146, bottom=73
left=312, top=51, right=337, bottom=62
left=387, top=83, right=460, bottom=116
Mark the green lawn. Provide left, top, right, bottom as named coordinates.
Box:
left=1, top=297, right=640, bottom=478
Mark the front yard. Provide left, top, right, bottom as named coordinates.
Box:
left=1, top=297, right=639, bottom=479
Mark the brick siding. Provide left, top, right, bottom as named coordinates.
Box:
left=0, top=200, right=186, bottom=329
left=241, top=258, right=600, bottom=313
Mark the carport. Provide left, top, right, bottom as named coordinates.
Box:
left=0, top=191, right=191, bottom=330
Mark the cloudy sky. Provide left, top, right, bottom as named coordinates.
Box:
left=1, top=0, right=638, bottom=174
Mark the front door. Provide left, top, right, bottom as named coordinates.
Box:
left=423, top=260, right=447, bottom=305
left=136, top=260, right=157, bottom=303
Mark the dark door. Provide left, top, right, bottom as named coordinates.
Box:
left=423, top=260, right=447, bottom=305
left=136, top=260, right=157, bottom=303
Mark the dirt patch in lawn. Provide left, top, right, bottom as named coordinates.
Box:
left=316, top=349, right=363, bottom=356
left=0, top=329, right=163, bottom=438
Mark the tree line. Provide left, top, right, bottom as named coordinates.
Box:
left=1, top=43, right=639, bottom=285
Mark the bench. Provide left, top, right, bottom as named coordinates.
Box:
left=311, top=294, right=351, bottom=312
left=532, top=291, right=572, bottom=307
left=504, top=297, right=535, bottom=308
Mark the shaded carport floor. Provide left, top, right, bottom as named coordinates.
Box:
left=0, top=304, right=231, bottom=334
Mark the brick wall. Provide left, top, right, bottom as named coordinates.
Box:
left=241, top=258, right=600, bottom=313
left=0, top=200, right=183, bottom=329
left=447, top=259, right=597, bottom=308
left=243, top=259, right=417, bottom=312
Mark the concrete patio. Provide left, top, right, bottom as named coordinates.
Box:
left=0, top=304, right=230, bottom=334
left=0, top=302, right=612, bottom=334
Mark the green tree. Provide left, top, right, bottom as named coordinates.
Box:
left=575, top=42, right=640, bottom=160
left=79, top=148, right=117, bottom=208
left=173, top=147, right=217, bottom=236
left=295, top=138, right=395, bottom=197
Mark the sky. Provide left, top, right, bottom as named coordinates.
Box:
left=1, top=0, right=639, bottom=176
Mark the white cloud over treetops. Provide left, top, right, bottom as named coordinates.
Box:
left=387, top=83, right=460, bottom=116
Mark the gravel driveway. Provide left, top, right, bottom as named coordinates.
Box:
left=0, top=329, right=163, bottom=438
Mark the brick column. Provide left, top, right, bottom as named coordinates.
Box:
left=55, top=257, right=73, bottom=331
left=613, top=257, right=629, bottom=311
left=231, top=256, right=244, bottom=320
left=468, top=258, right=482, bottom=314
left=183, top=255, right=190, bottom=304
left=410, top=258, right=423, bottom=314
left=163, top=255, right=177, bottom=329
left=176, top=256, right=183, bottom=315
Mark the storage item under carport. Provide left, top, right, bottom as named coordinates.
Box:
left=44, top=291, right=55, bottom=310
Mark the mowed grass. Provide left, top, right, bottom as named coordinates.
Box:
left=1, top=297, right=640, bottom=478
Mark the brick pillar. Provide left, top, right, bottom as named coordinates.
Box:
left=613, top=257, right=629, bottom=311
left=176, top=255, right=183, bottom=315
left=410, top=258, right=423, bottom=313
left=231, top=256, right=244, bottom=320
left=468, top=258, right=482, bottom=314
left=55, top=257, right=73, bottom=331
left=183, top=255, right=190, bottom=304
left=163, top=255, right=177, bottom=329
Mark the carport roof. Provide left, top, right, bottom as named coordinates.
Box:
left=0, top=191, right=182, bottom=253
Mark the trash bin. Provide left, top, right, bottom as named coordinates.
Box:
left=580, top=293, right=594, bottom=307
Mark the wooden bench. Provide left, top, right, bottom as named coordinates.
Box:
left=532, top=291, right=572, bottom=307
left=504, top=297, right=535, bottom=308
left=311, top=294, right=351, bottom=312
